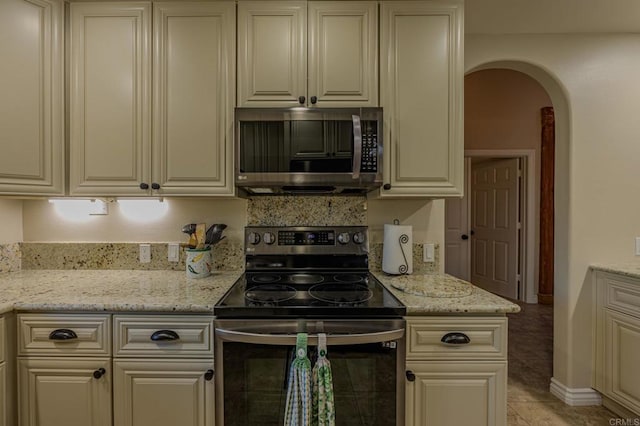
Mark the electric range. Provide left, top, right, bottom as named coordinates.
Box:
left=214, top=226, right=406, bottom=318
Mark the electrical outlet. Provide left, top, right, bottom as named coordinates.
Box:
left=636, top=237, right=640, bottom=256
left=140, top=244, right=151, bottom=263
left=423, top=243, right=435, bottom=262
left=168, top=243, right=180, bottom=262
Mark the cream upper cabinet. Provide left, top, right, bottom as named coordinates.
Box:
left=0, top=0, right=64, bottom=195
left=69, top=2, right=152, bottom=196
left=238, top=1, right=378, bottom=107
left=70, top=1, right=235, bottom=197
left=378, top=1, right=463, bottom=198
left=152, top=2, right=235, bottom=196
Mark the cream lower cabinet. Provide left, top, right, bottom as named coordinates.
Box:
left=16, top=314, right=112, bottom=426
left=594, top=271, right=640, bottom=417
left=70, top=2, right=235, bottom=197
left=377, top=1, right=463, bottom=198
left=18, top=358, right=112, bottom=426
left=405, top=317, right=508, bottom=426
left=112, top=315, right=215, bottom=426
left=0, top=314, right=16, bottom=426
left=0, top=0, right=64, bottom=195
left=237, top=1, right=377, bottom=107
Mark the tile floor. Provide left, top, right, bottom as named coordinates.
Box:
left=507, top=302, right=622, bottom=425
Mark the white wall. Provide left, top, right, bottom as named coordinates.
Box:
left=467, top=33, right=640, bottom=390
left=22, top=198, right=247, bottom=243
left=0, top=199, right=23, bottom=243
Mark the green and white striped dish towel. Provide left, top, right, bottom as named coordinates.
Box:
left=312, top=333, right=335, bottom=426
left=284, top=333, right=311, bottom=426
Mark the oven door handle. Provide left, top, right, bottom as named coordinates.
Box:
left=215, top=328, right=405, bottom=346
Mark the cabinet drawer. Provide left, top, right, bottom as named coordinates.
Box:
left=114, top=315, right=214, bottom=358
left=17, top=314, right=111, bottom=356
left=406, top=317, right=507, bottom=360
left=603, top=275, right=640, bottom=318
left=0, top=316, right=5, bottom=363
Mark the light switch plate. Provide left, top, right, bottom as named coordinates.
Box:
left=423, top=243, right=435, bottom=262
left=140, top=244, right=151, bottom=263
left=636, top=237, right=640, bottom=256
left=168, top=243, right=180, bottom=262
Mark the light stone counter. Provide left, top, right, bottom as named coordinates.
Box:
left=590, top=263, right=640, bottom=280
left=0, top=270, right=241, bottom=315
left=373, top=272, right=521, bottom=314
left=0, top=269, right=520, bottom=316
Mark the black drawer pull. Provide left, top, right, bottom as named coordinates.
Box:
left=406, top=370, right=416, bottom=382
left=441, top=332, right=471, bottom=345
left=49, top=329, right=78, bottom=340
left=150, top=330, right=180, bottom=341
left=204, top=369, right=214, bottom=381
left=93, top=368, right=106, bottom=379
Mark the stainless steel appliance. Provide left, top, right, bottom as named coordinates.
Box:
left=214, top=226, right=406, bottom=426
left=235, top=108, right=382, bottom=195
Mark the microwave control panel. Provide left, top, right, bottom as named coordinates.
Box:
left=360, top=121, right=378, bottom=173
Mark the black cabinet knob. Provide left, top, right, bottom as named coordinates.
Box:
left=151, top=183, right=160, bottom=190
left=298, top=96, right=306, bottom=104
left=150, top=330, right=180, bottom=341
left=441, top=332, right=471, bottom=345
left=49, top=329, right=78, bottom=340
left=93, top=368, right=106, bottom=379
left=204, top=369, right=214, bottom=381
left=461, top=234, right=469, bottom=240
left=406, top=370, right=416, bottom=382
left=383, top=184, right=391, bottom=190
left=139, top=182, right=149, bottom=190
left=310, top=96, right=317, bottom=104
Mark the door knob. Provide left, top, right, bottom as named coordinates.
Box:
left=298, top=96, right=306, bottom=105
left=461, top=234, right=469, bottom=240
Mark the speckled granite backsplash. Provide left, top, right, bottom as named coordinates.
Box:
left=369, top=243, right=439, bottom=274
left=248, top=196, right=366, bottom=226
left=20, top=241, right=244, bottom=271
left=0, top=243, right=21, bottom=272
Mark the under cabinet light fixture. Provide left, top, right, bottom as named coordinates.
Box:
left=117, top=198, right=168, bottom=222
left=48, top=198, right=109, bottom=221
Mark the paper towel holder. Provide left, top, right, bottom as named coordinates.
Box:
left=394, top=219, right=410, bottom=274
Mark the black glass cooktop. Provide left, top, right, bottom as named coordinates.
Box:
left=214, top=271, right=406, bottom=318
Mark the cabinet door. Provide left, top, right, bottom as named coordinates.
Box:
left=405, top=361, right=507, bottom=426
left=379, top=1, right=463, bottom=198
left=152, top=2, right=235, bottom=196
left=238, top=1, right=306, bottom=107
left=0, top=0, right=64, bottom=195
left=69, top=2, right=152, bottom=196
left=18, top=358, right=111, bottom=426
left=113, top=359, right=214, bottom=426
left=308, top=1, right=378, bottom=107
left=0, top=363, right=5, bottom=426
left=604, top=309, right=640, bottom=413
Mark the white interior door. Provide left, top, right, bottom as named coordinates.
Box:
left=445, top=158, right=471, bottom=281
left=470, top=158, right=520, bottom=299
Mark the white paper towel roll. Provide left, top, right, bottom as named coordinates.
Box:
left=382, top=222, right=413, bottom=275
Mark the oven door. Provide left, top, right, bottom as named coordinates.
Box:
left=215, top=319, right=405, bottom=426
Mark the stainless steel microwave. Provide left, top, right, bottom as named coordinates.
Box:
left=235, top=107, right=383, bottom=195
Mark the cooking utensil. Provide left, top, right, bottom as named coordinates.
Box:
left=205, top=223, right=227, bottom=246
left=195, top=223, right=206, bottom=250
left=181, top=223, right=198, bottom=248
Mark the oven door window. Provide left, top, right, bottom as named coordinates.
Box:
left=222, top=342, right=397, bottom=426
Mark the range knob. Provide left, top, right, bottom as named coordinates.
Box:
left=248, top=232, right=261, bottom=245
left=337, top=232, right=350, bottom=245
left=263, top=232, right=275, bottom=245
left=353, top=231, right=366, bottom=245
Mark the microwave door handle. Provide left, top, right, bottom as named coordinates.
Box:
left=352, top=114, right=362, bottom=179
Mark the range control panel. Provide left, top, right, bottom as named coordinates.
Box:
left=245, top=226, right=368, bottom=255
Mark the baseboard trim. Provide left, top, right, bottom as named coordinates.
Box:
left=550, top=378, right=602, bottom=406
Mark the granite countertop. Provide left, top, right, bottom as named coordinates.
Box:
left=0, top=269, right=520, bottom=316
left=0, top=270, right=241, bottom=315
left=590, top=263, right=640, bottom=280
left=373, top=272, right=521, bottom=314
